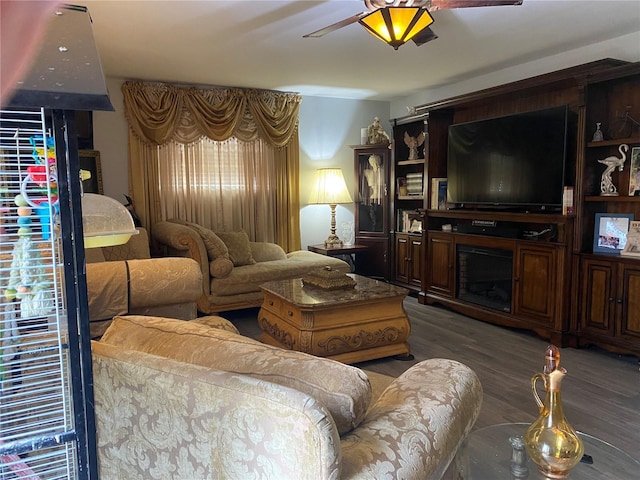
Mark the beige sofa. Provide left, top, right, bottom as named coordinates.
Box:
left=84, top=228, right=202, bottom=338
left=92, top=315, right=483, bottom=479
left=153, top=220, right=350, bottom=314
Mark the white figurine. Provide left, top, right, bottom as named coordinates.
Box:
left=367, top=117, right=390, bottom=145
left=621, top=221, right=640, bottom=257
left=598, top=144, right=628, bottom=196
left=404, top=131, right=425, bottom=160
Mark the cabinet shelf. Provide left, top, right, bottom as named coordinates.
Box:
left=584, top=195, right=640, bottom=202
left=587, top=136, right=640, bottom=147
left=397, top=159, right=425, bottom=165
left=427, top=209, right=570, bottom=224
left=398, top=195, right=424, bottom=200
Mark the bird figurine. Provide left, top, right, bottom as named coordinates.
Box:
left=404, top=131, right=425, bottom=160
left=598, top=143, right=629, bottom=196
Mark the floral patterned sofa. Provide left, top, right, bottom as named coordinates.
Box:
left=91, top=315, right=483, bottom=479
left=153, top=220, right=350, bottom=314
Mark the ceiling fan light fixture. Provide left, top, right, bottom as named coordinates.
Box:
left=359, top=6, right=434, bottom=49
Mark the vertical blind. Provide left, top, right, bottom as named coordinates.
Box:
left=0, top=108, right=79, bottom=479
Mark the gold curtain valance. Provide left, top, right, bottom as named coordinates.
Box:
left=122, top=81, right=302, bottom=147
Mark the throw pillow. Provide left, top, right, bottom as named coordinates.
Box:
left=101, top=315, right=372, bottom=435
left=215, top=230, right=256, bottom=266
left=209, top=257, right=233, bottom=278
left=186, top=223, right=229, bottom=261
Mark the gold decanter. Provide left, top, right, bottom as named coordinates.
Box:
left=524, top=345, right=584, bottom=478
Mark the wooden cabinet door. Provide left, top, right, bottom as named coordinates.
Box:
left=427, top=232, right=454, bottom=298
left=355, top=235, right=389, bottom=279
left=408, top=236, right=424, bottom=288
left=394, top=234, right=409, bottom=284
left=580, top=258, right=615, bottom=336
left=617, top=263, right=640, bottom=342
left=513, top=244, right=557, bottom=325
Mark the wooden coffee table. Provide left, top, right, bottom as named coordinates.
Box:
left=258, top=274, right=411, bottom=364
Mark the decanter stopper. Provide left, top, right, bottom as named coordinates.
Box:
left=509, top=435, right=529, bottom=478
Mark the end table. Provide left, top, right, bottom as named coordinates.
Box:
left=307, top=244, right=368, bottom=272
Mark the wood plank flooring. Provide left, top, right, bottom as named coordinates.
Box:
left=223, top=296, right=639, bottom=460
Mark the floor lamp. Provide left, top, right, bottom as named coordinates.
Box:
left=309, top=168, right=353, bottom=247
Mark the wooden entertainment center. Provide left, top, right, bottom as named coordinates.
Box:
left=388, top=59, right=640, bottom=357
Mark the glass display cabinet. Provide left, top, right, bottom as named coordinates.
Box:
left=353, top=145, right=391, bottom=279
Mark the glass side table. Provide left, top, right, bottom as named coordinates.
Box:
left=454, top=423, right=639, bottom=479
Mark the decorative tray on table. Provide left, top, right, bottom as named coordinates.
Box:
left=302, top=266, right=357, bottom=290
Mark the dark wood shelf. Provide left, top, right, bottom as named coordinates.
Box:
left=398, top=195, right=424, bottom=200
left=584, top=195, right=640, bottom=202
left=579, top=251, right=640, bottom=262
left=427, top=209, right=571, bottom=224
left=587, top=137, right=640, bottom=147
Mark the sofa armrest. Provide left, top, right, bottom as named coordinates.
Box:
left=127, top=257, right=201, bottom=308
left=153, top=221, right=211, bottom=297
left=92, top=341, right=342, bottom=480
left=86, top=257, right=202, bottom=322
left=250, top=241, right=287, bottom=263
left=340, top=358, right=483, bottom=480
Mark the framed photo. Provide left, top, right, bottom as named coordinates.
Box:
left=592, top=213, right=634, bottom=255
left=629, top=147, right=640, bottom=197
left=79, top=149, right=103, bottom=194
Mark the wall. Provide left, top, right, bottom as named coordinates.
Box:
left=92, top=79, right=390, bottom=249
left=92, top=77, right=128, bottom=203
left=298, top=96, right=390, bottom=248
left=389, top=32, right=640, bottom=119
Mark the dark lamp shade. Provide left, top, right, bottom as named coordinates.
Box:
left=360, top=7, right=434, bottom=49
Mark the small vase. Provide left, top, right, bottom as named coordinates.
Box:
left=524, top=345, right=584, bottom=479
left=592, top=122, right=604, bottom=142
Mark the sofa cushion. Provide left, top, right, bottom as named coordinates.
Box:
left=100, top=315, right=372, bottom=435
left=190, top=315, right=239, bottom=334
left=209, top=257, right=234, bottom=278
left=186, top=223, right=229, bottom=260
left=216, top=231, right=256, bottom=266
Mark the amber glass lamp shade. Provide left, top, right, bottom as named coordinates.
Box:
left=359, top=6, right=434, bottom=50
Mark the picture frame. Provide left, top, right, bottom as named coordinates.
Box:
left=629, top=146, right=640, bottom=197
left=430, top=177, right=447, bottom=210
left=592, top=213, right=634, bottom=255
left=79, top=149, right=103, bottom=194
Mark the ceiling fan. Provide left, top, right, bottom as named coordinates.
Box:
left=303, top=0, right=523, bottom=49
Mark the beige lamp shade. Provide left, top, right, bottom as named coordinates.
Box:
left=309, top=168, right=353, bottom=247
left=309, top=168, right=353, bottom=205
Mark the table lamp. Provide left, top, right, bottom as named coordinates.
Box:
left=309, top=168, right=353, bottom=247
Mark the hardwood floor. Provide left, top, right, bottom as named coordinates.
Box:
left=223, top=296, right=639, bottom=460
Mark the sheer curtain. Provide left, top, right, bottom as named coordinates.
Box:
left=157, top=138, right=277, bottom=242
left=122, top=81, right=301, bottom=251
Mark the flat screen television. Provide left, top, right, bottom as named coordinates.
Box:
left=447, top=105, right=569, bottom=211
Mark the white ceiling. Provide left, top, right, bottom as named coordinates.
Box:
left=82, top=0, right=640, bottom=101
